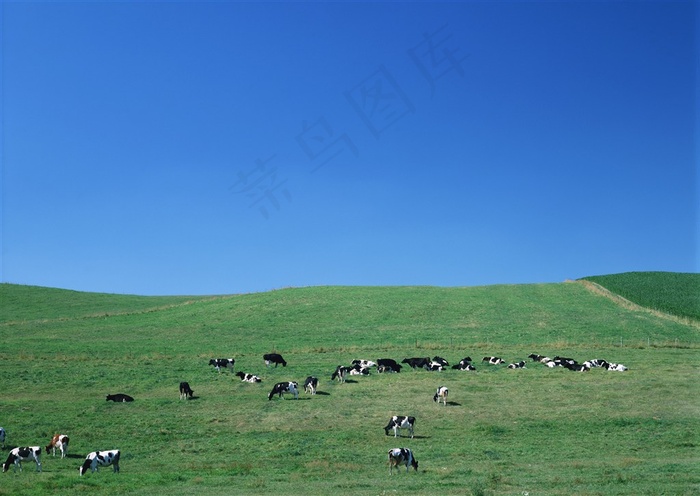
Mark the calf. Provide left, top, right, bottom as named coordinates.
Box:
left=263, top=353, right=287, bottom=367
left=209, top=358, right=234, bottom=372
left=235, top=372, right=262, bottom=383
left=351, top=359, right=376, bottom=368
left=268, top=381, right=299, bottom=400
left=401, top=357, right=431, bottom=369
left=331, top=365, right=350, bottom=383
left=304, top=376, right=318, bottom=395
left=388, top=448, right=418, bottom=474
left=45, top=434, right=69, bottom=458
left=106, top=393, right=134, bottom=402
left=482, top=356, right=505, bottom=365
left=3, top=447, right=42, bottom=473
left=433, top=386, right=449, bottom=406
left=384, top=416, right=415, bottom=438
left=0, top=427, right=5, bottom=449
left=179, top=382, right=194, bottom=399
left=508, top=361, right=526, bottom=369
left=79, top=450, right=120, bottom=476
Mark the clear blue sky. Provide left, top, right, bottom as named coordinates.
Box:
left=2, top=1, right=697, bottom=295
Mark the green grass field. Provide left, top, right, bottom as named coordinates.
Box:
left=0, top=275, right=698, bottom=495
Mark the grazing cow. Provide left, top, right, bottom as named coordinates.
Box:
left=235, top=372, right=262, bottom=383
left=388, top=448, right=418, bottom=474
left=482, top=356, right=505, bottom=365
left=45, top=434, right=69, bottom=458
left=304, top=376, right=318, bottom=395
left=209, top=358, right=234, bottom=372
left=0, top=427, right=5, bottom=449
left=605, top=362, right=628, bottom=372
left=79, top=450, right=120, bottom=476
left=508, top=361, right=526, bottom=369
left=433, top=386, right=449, bottom=406
left=384, top=416, right=416, bottom=438
left=401, top=357, right=431, bottom=369
left=351, top=359, right=376, bottom=369
left=179, top=382, right=194, bottom=399
left=432, top=356, right=449, bottom=367
left=263, top=353, right=287, bottom=367
left=106, top=394, right=134, bottom=402
left=3, top=447, right=42, bottom=473
left=268, top=381, right=299, bottom=400
left=331, top=365, right=350, bottom=383
left=583, top=359, right=609, bottom=369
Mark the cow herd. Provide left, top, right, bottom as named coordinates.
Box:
left=2, top=350, right=628, bottom=478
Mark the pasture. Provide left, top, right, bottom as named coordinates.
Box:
left=0, top=279, right=698, bottom=495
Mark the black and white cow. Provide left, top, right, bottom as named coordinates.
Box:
left=482, top=356, right=505, bottom=365
left=106, top=393, right=134, bottom=402
left=508, top=361, right=526, bottom=369
left=331, top=365, right=350, bottom=383
left=553, top=356, right=577, bottom=366
left=384, top=416, right=416, bottom=438
left=452, top=357, right=475, bottom=371
left=268, top=381, right=299, bottom=400
left=351, top=359, right=376, bottom=369
left=263, top=353, right=287, bottom=367
left=304, top=376, right=318, bottom=395
left=432, top=356, right=449, bottom=367
left=583, top=359, right=609, bottom=369
left=349, top=363, right=371, bottom=375
left=209, top=358, right=234, bottom=372
left=3, top=447, right=42, bottom=473
left=79, top=450, right=120, bottom=476
left=179, top=382, right=194, bottom=399
left=425, top=361, right=445, bottom=371
left=0, top=427, right=5, bottom=449
left=401, top=357, right=431, bottom=369
left=605, top=362, right=628, bottom=372
left=388, top=448, right=418, bottom=474
left=566, top=363, right=590, bottom=372
left=433, top=386, right=449, bottom=406
left=528, top=353, right=545, bottom=362
left=235, top=372, right=262, bottom=383
left=45, top=434, right=69, bottom=458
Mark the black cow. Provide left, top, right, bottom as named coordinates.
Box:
left=179, top=382, right=194, bottom=399
left=401, top=357, right=431, bottom=369
left=106, top=394, right=134, bottom=402
left=263, top=353, right=287, bottom=367
left=377, top=359, right=402, bottom=373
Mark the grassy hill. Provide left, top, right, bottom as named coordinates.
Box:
left=0, top=279, right=698, bottom=495
left=582, top=272, right=700, bottom=322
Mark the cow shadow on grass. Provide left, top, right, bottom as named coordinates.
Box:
left=445, top=401, right=461, bottom=406
left=314, top=391, right=331, bottom=396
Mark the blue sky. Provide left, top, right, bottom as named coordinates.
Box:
left=2, top=1, right=697, bottom=295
